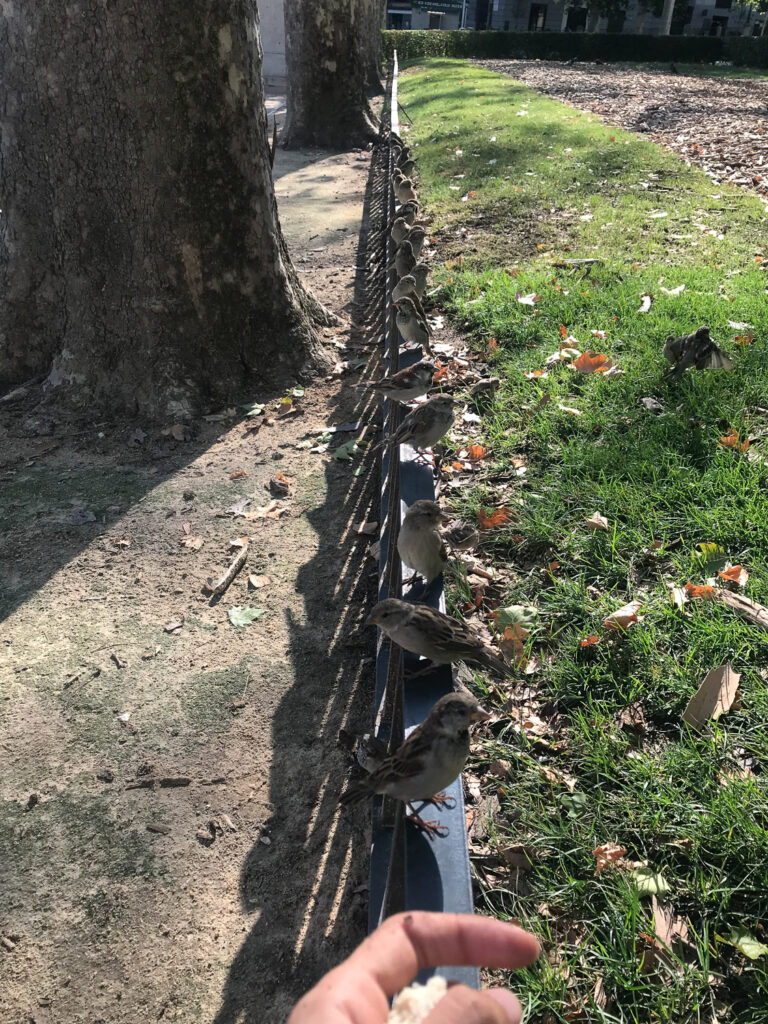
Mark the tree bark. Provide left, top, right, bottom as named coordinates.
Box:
left=0, top=1, right=330, bottom=420
left=282, top=0, right=379, bottom=149
left=659, top=0, right=676, bottom=34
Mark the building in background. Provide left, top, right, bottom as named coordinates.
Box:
left=260, top=0, right=287, bottom=84
left=387, top=0, right=465, bottom=29
left=461, top=0, right=761, bottom=35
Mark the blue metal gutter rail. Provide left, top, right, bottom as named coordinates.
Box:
left=367, top=51, right=479, bottom=990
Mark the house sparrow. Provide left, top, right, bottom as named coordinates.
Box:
left=399, top=157, right=416, bottom=178
left=379, top=394, right=456, bottom=452
left=442, top=519, right=480, bottom=551
left=470, top=377, right=501, bottom=401
left=339, top=691, right=490, bottom=809
left=366, top=598, right=511, bottom=676
left=392, top=171, right=405, bottom=198
left=391, top=216, right=410, bottom=246
left=397, top=200, right=419, bottom=227
left=362, top=359, right=436, bottom=404
left=395, top=295, right=432, bottom=352
left=396, top=178, right=418, bottom=205
left=663, top=325, right=734, bottom=378
left=398, top=499, right=449, bottom=584
left=392, top=276, right=428, bottom=323
left=390, top=240, right=416, bottom=280
left=405, top=225, right=427, bottom=260
left=411, top=262, right=430, bottom=298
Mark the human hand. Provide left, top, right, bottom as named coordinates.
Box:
left=287, top=910, right=540, bottom=1024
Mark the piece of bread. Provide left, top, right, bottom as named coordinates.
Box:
left=388, top=976, right=448, bottom=1023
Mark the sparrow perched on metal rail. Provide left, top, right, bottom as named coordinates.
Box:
left=396, top=177, right=418, bottom=205
left=663, top=325, right=734, bottom=379
left=361, top=359, right=436, bottom=404
left=378, top=393, right=456, bottom=452
left=398, top=499, right=449, bottom=585
left=366, top=598, right=511, bottom=677
left=410, top=262, right=430, bottom=299
left=397, top=200, right=419, bottom=227
left=390, top=240, right=416, bottom=280
left=392, top=170, right=405, bottom=198
left=398, top=157, right=416, bottom=179
left=405, top=225, right=427, bottom=260
left=339, top=691, right=490, bottom=827
left=395, top=295, right=432, bottom=352
left=392, top=278, right=428, bottom=324
left=391, top=216, right=411, bottom=246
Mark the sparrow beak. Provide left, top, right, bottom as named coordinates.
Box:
left=471, top=707, right=492, bottom=723
left=364, top=613, right=378, bottom=628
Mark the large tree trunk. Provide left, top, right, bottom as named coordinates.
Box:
left=282, top=0, right=379, bottom=149
left=0, top=1, right=330, bottom=420
left=365, top=0, right=386, bottom=94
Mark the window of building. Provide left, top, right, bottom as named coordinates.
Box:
left=714, top=0, right=732, bottom=8
left=428, top=12, right=443, bottom=28
left=710, top=13, right=728, bottom=33
left=528, top=2, right=547, bottom=30
left=387, top=12, right=412, bottom=29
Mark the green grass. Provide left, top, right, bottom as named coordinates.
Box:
left=400, top=60, right=768, bottom=1023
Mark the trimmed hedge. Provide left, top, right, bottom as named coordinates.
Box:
left=382, top=30, right=768, bottom=67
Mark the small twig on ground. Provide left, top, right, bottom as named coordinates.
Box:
left=552, top=258, right=604, bottom=267
left=204, top=543, right=248, bottom=600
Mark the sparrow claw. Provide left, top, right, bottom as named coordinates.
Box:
left=427, top=791, right=456, bottom=810
left=406, top=812, right=448, bottom=839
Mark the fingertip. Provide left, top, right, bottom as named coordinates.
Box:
left=486, top=988, right=523, bottom=1024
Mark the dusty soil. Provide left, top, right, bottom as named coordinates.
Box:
left=0, top=133, right=384, bottom=1023
left=478, top=60, right=768, bottom=199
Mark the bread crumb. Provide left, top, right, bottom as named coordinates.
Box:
left=388, top=976, right=448, bottom=1023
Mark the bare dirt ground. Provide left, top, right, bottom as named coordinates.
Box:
left=0, top=125, right=383, bottom=1023
left=478, top=60, right=768, bottom=200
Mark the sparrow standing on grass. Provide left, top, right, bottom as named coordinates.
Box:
left=362, top=360, right=436, bottom=404
left=366, top=598, right=511, bottom=677
left=443, top=519, right=480, bottom=552
left=395, top=295, right=432, bottom=352
left=398, top=500, right=449, bottom=585
left=391, top=240, right=416, bottom=280
left=339, top=692, right=490, bottom=828
left=663, top=325, right=734, bottom=378
left=377, top=394, right=455, bottom=455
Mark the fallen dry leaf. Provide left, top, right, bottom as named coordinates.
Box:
left=581, top=634, right=600, bottom=647
left=593, top=842, right=627, bottom=875
left=670, top=587, right=688, bottom=610
left=603, top=600, right=643, bottom=631
left=229, top=468, right=248, bottom=480
left=584, top=512, right=609, bottom=532
left=684, top=582, right=718, bottom=601
left=652, top=895, right=689, bottom=951
left=248, top=574, right=273, bottom=589
left=516, top=291, right=539, bottom=306
left=638, top=294, right=652, bottom=314
left=720, top=429, right=749, bottom=452
left=682, top=663, right=741, bottom=730
left=573, top=351, right=614, bottom=374
left=718, top=565, right=749, bottom=587
left=660, top=284, right=685, bottom=296
left=243, top=499, right=288, bottom=520
left=477, top=508, right=513, bottom=529
left=468, top=443, right=488, bottom=460
left=164, top=619, right=184, bottom=634
left=715, top=590, right=768, bottom=631
left=557, top=404, right=582, bottom=417
left=499, top=622, right=530, bottom=668
left=524, top=370, right=549, bottom=379
left=163, top=423, right=188, bottom=441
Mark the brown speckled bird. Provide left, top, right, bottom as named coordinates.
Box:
left=663, top=325, right=734, bottom=379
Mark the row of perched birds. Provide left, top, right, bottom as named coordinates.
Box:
left=341, top=135, right=739, bottom=829
left=342, top=131, right=500, bottom=829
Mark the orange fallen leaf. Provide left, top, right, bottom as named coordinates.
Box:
left=524, top=370, right=548, bottom=379
left=468, top=444, right=488, bottom=460
left=573, top=351, right=614, bottom=374
left=499, top=622, right=530, bottom=668
left=719, top=429, right=749, bottom=452
left=593, top=842, right=627, bottom=875
left=684, top=582, right=718, bottom=601
left=230, top=468, right=248, bottom=480
left=559, top=324, right=568, bottom=338
left=735, top=333, right=754, bottom=346
left=452, top=460, right=465, bottom=471
left=477, top=508, right=513, bottom=529
left=547, top=561, right=559, bottom=573
left=604, top=600, right=643, bottom=631
left=718, top=565, right=749, bottom=587
left=581, top=634, right=600, bottom=647
left=433, top=365, right=450, bottom=382
left=487, top=337, right=499, bottom=353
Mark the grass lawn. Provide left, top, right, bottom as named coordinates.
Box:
left=399, top=59, right=768, bottom=1023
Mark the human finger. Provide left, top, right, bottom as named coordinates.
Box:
left=347, top=911, right=540, bottom=996
left=421, top=985, right=522, bottom=1024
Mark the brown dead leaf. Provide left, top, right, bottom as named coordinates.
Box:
left=718, top=565, right=748, bottom=587
left=670, top=587, right=688, bottom=609
left=229, top=468, right=248, bottom=480
left=468, top=443, right=488, bottom=460
left=592, top=842, right=627, bottom=875
left=501, top=845, right=537, bottom=870
left=540, top=765, right=577, bottom=791
left=524, top=369, right=548, bottom=379
left=477, top=508, right=514, bottom=529
left=652, top=896, right=689, bottom=951
left=580, top=634, right=600, bottom=647
left=248, top=574, right=273, bottom=589
left=603, top=600, right=643, bottom=632
left=684, top=582, right=718, bottom=601
left=573, top=351, right=614, bottom=374
left=682, top=663, right=741, bottom=730
left=499, top=623, right=530, bottom=668
left=355, top=521, right=379, bottom=536
left=557, top=403, right=582, bottom=417
left=720, top=429, right=749, bottom=452
left=584, top=512, right=609, bottom=532
left=243, top=499, right=288, bottom=520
